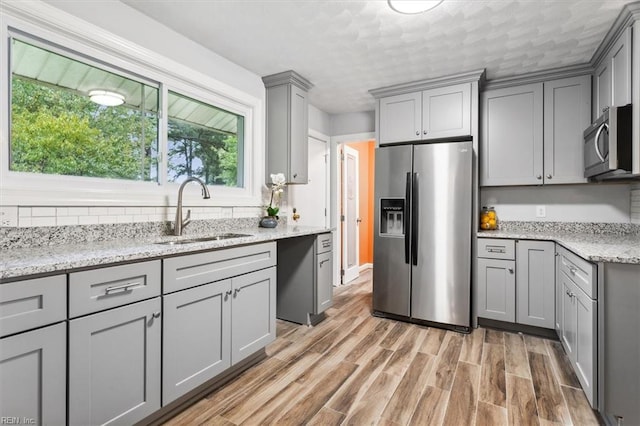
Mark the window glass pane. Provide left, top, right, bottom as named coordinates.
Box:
left=167, top=91, right=244, bottom=187
left=10, top=38, right=159, bottom=181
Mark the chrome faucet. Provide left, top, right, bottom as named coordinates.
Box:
left=174, top=177, right=210, bottom=236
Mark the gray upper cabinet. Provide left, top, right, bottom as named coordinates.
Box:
left=379, top=92, right=422, bottom=144
left=422, top=83, right=471, bottom=139
left=516, top=240, right=555, bottom=328
left=594, top=26, right=632, bottom=118
left=69, top=297, right=161, bottom=426
left=162, top=279, right=232, bottom=405
left=231, top=267, right=276, bottom=364
left=0, top=322, right=66, bottom=426
left=378, top=83, right=471, bottom=144
left=263, top=71, right=313, bottom=184
left=482, top=75, right=591, bottom=186
left=594, top=60, right=611, bottom=118
left=543, top=76, right=591, bottom=184
left=481, top=83, right=544, bottom=186
left=611, top=28, right=632, bottom=107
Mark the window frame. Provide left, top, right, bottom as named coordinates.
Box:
left=0, top=4, right=264, bottom=208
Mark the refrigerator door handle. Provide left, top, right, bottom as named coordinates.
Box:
left=404, top=172, right=411, bottom=264
left=411, top=172, right=419, bottom=266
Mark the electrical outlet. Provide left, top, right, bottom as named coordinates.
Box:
left=535, top=205, right=546, bottom=218
left=0, top=206, right=18, bottom=227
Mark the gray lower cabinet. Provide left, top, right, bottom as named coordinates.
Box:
left=162, top=243, right=277, bottom=403
left=231, top=267, right=277, bottom=364
left=0, top=322, right=66, bottom=426
left=557, top=245, right=597, bottom=408
left=477, top=257, right=516, bottom=322
left=162, top=279, right=232, bottom=405
left=277, top=233, right=333, bottom=325
left=69, top=297, right=161, bottom=426
left=516, top=240, right=556, bottom=328
left=477, top=238, right=555, bottom=329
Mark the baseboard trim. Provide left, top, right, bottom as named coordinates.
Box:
left=359, top=263, right=373, bottom=272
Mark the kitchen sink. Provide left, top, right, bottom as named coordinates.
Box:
left=155, top=233, right=253, bottom=245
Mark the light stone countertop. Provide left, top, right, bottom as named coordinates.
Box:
left=477, top=230, right=640, bottom=264
left=0, top=225, right=331, bottom=281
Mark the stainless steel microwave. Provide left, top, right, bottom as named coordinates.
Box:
left=584, top=104, right=632, bottom=179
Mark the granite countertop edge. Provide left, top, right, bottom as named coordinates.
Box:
left=0, top=226, right=333, bottom=281
left=477, top=230, right=640, bottom=265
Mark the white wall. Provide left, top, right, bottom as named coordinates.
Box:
left=330, top=111, right=375, bottom=136
left=309, top=104, right=331, bottom=136
left=43, top=0, right=265, bottom=100
left=481, top=184, right=633, bottom=223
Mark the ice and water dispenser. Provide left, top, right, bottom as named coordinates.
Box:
left=379, top=198, right=405, bottom=236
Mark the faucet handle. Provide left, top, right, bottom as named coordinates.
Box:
left=182, top=209, right=191, bottom=227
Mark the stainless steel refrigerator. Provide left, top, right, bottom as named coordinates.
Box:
left=373, top=140, right=472, bottom=332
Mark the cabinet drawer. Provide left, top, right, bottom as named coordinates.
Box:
left=0, top=275, right=66, bottom=337
left=316, top=233, right=332, bottom=254
left=69, top=260, right=161, bottom=318
left=477, top=238, right=515, bottom=260
left=163, top=242, right=277, bottom=294
left=558, top=246, right=596, bottom=298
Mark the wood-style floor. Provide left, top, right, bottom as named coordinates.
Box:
left=163, top=270, right=600, bottom=426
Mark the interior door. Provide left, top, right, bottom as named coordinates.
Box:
left=342, top=145, right=360, bottom=284
left=289, top=135, right=328, bottom=227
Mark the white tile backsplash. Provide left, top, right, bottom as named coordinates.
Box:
left=32, top=207, right=56, bottom=217
left=631, top=184, right=640, bottom=224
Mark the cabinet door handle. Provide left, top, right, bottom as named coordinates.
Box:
left=293, top=173, right=298, bottom=179
left=105, top=281, right=140, bottom=295
left=152, top=311, right=161, bottom=319
left=234, top=288, right=241, bottom=297
left=536, top=175, right=542, bottom=180
left=423, top=130, right=427, bottom=135
left=319, top=259, right=330, bottom=267
left=225, top=290, right=232, bottom=296
left=546, top=174, right=552, bottom=179
left=507, top=268, right=514, bottom=274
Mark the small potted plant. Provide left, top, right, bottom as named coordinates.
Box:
left=260, top=173, right=285, bottom=228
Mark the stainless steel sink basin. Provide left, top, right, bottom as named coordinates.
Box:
left=155, top=233, right=252, bottom=245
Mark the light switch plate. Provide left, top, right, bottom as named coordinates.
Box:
left=535, top=205, right=546, bottom=218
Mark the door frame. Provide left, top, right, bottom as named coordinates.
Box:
left=341, top=144, right=360, bottom=284
left=330, top=132, right=375, bottom=286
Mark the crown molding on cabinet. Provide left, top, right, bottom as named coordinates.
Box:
left=368, top=68, right=486, bottom=99
left=590, top=1, right=640, bottom=68
left=482, top=63, right=594, bottom=91
left=262, top=70, right=314, bottom=91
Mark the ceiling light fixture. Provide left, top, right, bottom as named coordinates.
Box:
left=88, top=90, right=125, bottom=106
left=388, top=0, right=444, bottom=14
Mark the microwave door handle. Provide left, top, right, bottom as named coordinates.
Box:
left=594, top=123, right=609, bottom=163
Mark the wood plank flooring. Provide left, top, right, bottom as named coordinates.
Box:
left=163, top=270, right=600, bottom=426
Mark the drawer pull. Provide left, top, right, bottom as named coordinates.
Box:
left=319, top=259, right=330, bottom=267
left=486, top=247, right=506, bottom=253
left=322, top=241, right=331, bottom=248
left=569, top=266, right=577, bottom=275
left=104, top=282, right=140, bottom=295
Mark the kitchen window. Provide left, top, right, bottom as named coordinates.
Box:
left=167, top=91, right=244, bottom=187
left=10, top=38, right=160, bottom=182
left=0, top=7, right=261, bottom=207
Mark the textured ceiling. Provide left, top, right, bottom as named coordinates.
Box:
left=121, top=0, right=635, bottom=114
